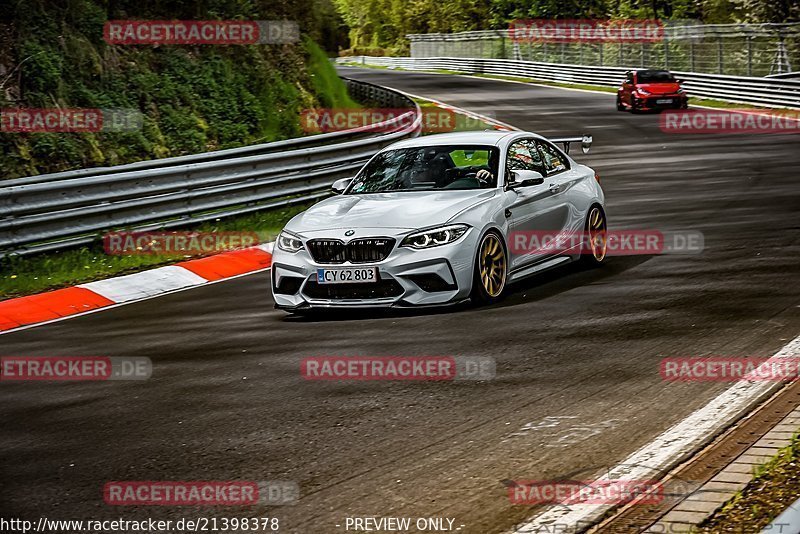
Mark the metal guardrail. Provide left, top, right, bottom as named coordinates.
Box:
left=0, top=78, right=422, bottom=257
left=338, top=56, right=800, bottom=108
left=405, top=23, right=800, bottom=77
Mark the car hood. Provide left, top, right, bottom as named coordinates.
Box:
left=638, top=82, right=681, bottom=94
left=286, top=190, right=497, bottom=236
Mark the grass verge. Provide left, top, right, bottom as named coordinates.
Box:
left=0, top=203, right=310, bottom=301
left=697, top=432, right=800, bottom=532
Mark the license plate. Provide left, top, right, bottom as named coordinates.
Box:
left=316, top=267, right=377, bottom=284
left=657, top=99, right=673, bottom=104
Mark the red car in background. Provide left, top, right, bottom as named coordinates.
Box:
left=617, top=69, right=689, bottom=112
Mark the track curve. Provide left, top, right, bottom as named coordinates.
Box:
left=0, top=67, right=798, bottom=534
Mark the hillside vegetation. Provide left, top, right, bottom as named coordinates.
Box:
left=333, top=0, right=799, bottom=54
left=0, top=0, right=354, bottom=178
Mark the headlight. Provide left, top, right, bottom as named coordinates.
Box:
left=401, top=224, right=469, bottom=249
left=277, top=231, right=304, bottom=253
left=676, top=88, right=685, bottom=94
left=636, top=88, right=651, bottom=96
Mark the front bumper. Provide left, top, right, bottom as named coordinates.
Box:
left=637, top=94, right=688, bottom=110
left=271, top=231, right=478, bottom=310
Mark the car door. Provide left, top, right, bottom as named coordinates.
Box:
left=504, top=138, right=565, bottom=270
left=535, top=139, right=584, bottom=243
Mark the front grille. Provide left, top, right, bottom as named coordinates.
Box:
left=306, top=238, right=395, bottom=264
left=303, top=278, right=404, bottom=300
left=306, top=239, right=347, bottom=264
left=347, top=238, right=395, bottom=263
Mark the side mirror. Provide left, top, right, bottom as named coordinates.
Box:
left=331, top=177, right=352, bottom=195
left=507, top=170, right=545, bottom=189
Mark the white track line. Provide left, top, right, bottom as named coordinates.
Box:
left=79, top=265, right=208, bottom=304
left=393, top=88, right=520, bottom=131
left=511, top=334, right=800, bottom=533
left=0, top=244, right=276, bottom=336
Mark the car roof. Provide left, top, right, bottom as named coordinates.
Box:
left=387, top=130, right=532, bottom=149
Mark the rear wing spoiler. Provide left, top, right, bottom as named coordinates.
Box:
left=548, top=134, right=593, bottom=155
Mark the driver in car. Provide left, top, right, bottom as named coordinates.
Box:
left=476, top=169, right=493, bottom=185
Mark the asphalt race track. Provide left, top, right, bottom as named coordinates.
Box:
left=1, top=67, right=799, bottom=534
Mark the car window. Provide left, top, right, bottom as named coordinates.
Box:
left=637, top=70, right=675, bottom=83
left=536, top=141, right=569, bottom=174
left=348, top=145, right=500, bottom=193
left=506, top=139, right=544, bottom=174
left=625, top=72, right=634, bottom=84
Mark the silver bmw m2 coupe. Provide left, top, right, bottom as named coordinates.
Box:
left=271, top=130, right=606, bottom=312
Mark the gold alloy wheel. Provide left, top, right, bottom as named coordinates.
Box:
left=479, top=233, right=506, bottom=298
left=588, top=207, right=608, bottom=262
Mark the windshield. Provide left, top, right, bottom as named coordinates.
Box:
left=637, top=70, right=676, bottom=83
left=347, top=145, right=500, bottom=193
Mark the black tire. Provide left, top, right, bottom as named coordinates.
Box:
left=631, top=98, right=640, bottom=113
left=581, top=206, right=608, bottom=268
left=470, top=231, right=508, bottom=305
left=616, top=95, right=625, bottom=111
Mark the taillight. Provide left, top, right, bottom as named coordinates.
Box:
left=594, top=173, right=601, bottom=184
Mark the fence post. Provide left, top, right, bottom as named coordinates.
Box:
left=717, top=35, right=723, bottom=74
left=640, top=42, right=645, bottom=67
left=664, top=39, right=669, bottom=69
left=599, top=43, right=603, bottom=66
left=747, top=35, right=752, bottom=76
left=619, top=42, right=624, bottom=66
